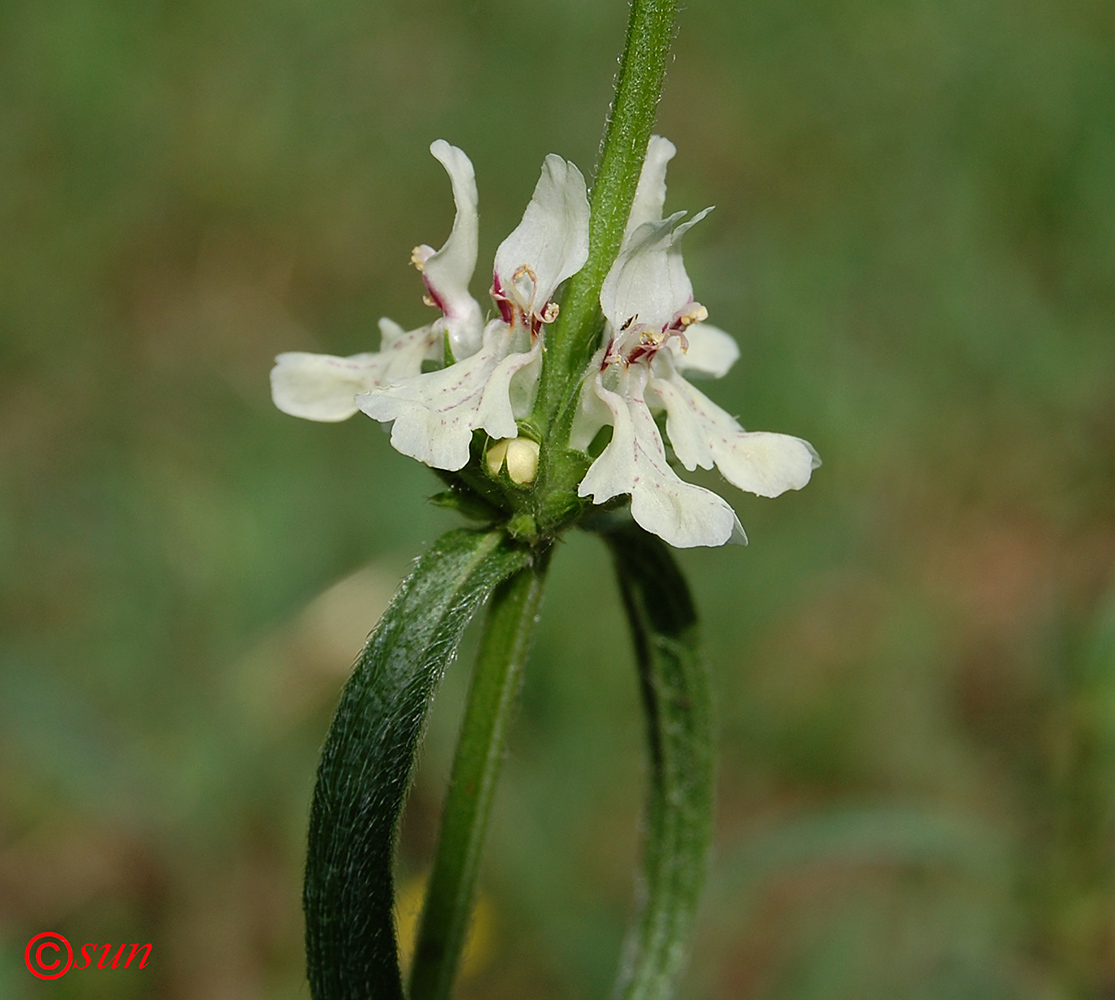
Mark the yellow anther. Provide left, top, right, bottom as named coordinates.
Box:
left=678, top=303, right=708, bottom=327
left=411, top=244, right=435, bottom=271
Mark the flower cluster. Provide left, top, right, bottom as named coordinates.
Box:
left=271, top=138, right=818, bottom=547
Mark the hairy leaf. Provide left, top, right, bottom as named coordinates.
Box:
left=304, top=528, right=531, bottom=1000
left=605, top=522, right=715, bottom=1000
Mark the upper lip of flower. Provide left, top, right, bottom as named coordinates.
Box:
left=489, top=153, right=590, bottom=335
left=414, top=139, right=485, bottom=360
left=409, top=142, right=590, bottom=357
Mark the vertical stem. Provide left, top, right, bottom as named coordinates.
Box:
left=534, top=0, right=679, bottom=432
left=408, top=551, right=550, bottom=1000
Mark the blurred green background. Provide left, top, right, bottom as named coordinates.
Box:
left=2, top=0, right=1114, bottom=996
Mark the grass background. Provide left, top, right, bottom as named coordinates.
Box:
left=1, top=0, right=1114, bottom=996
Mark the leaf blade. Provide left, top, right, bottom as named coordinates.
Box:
left=304, top=527, right=531, bottom=1000
left=604, top=523, right=715, bottom=1000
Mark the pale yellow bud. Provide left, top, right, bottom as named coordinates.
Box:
left=505, top=438, right=540, bottom=485
left=485, top=438, right=510, bottom=477
left=485, top=436, right=540, bottom=485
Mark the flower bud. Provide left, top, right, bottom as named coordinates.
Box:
left=486, top=436, right=540, bottom=485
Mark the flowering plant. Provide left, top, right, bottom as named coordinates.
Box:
left=272, top=2, right=817, bottom=998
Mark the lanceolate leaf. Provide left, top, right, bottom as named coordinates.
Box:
left=304, top=528, right=532, bottom=1000
left=604, top=523, right=715, bottom=1000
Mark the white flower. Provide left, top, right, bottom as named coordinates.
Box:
left=574, top=136, right=819, bottom=549
left=271, top=142, right=589, bottom=472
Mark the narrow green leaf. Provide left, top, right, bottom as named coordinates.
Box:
left=304, top=528, right=532, bottom=1000
left=604, top=523, right=715, bottom=1000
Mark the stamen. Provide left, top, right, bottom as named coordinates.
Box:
left=411, top=245, right=435, bottom=271
left=512, top=264, right=540, bottom=318
left=512, top=264, right=538, bottom=286
left=676, top=302, right=708, bottom=327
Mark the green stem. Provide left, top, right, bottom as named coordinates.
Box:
left=534, top=0, right=679, bottom=433
left=605, top=523, right=714, bottom=1000
left=408, top=550, right=551, bottom=1000
left=530, top=0, right=679, bottom=536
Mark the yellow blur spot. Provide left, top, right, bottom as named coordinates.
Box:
left=395, top=871, right=496, bottom=979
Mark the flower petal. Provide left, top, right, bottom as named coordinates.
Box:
left=358, top=351, right=495, bottom=470
left=578, top=372, right=743, bottom=548
left=423, top=140, right=485, bottom=358
left=473, top=338, right=541, bottom=439
left=493, top=154, right=590, bottom=310
left=713, top=431, right=820, bottom=496
left=600, top=207, right=711, bottom=333
left=375, top=318, right=443, bottom=379
left=356, top=322, right=537, bottom=471
left=650, top=372, right=819, bottom=496
left=569, top=353, right=613, bottom=452
left=270, top=321, right=439, bottom=422
left=645, top=372, right=715, bottom=471
left=270, top=351, right=385, bottom=422
left=625, top=135, right=676, bottom=237
left=670, top=321, right=739, bottom=379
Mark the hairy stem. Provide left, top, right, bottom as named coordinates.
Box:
left=534, top=0, right=679, bottom=436
left=408, top=551, right=550, bottom=1000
